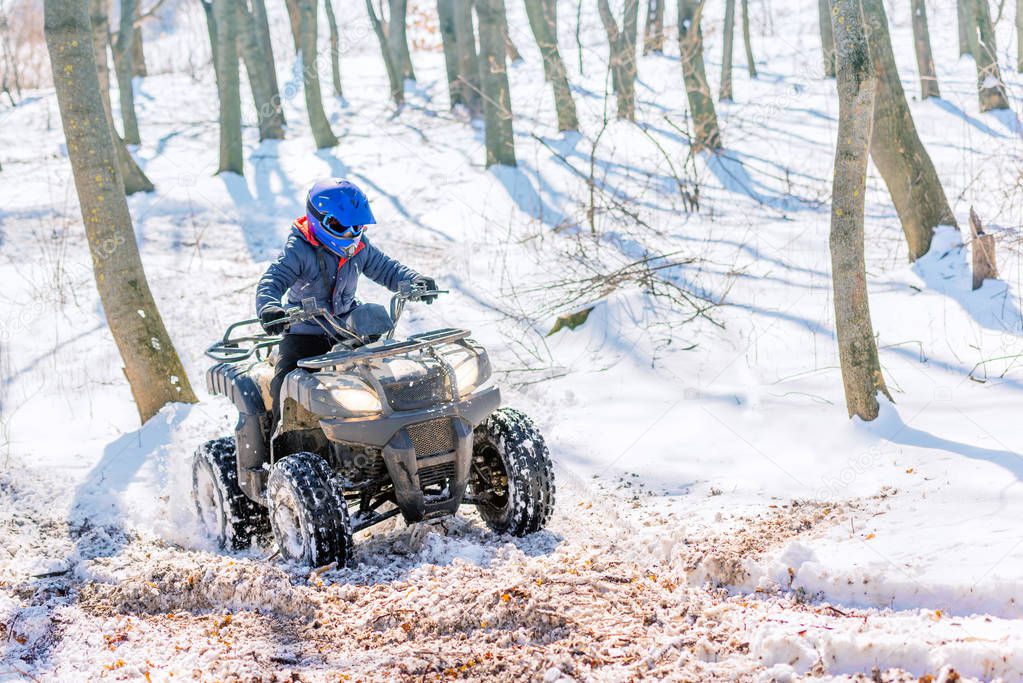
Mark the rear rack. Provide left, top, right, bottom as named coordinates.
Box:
left=297, top=328, right=470, bottom=369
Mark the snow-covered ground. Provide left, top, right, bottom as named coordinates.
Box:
left=3, top=0, right=1023, bottom=680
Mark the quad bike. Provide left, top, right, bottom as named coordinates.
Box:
left=193, top=282, right=556, bottom=566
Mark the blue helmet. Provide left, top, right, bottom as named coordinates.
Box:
left=306, top=179, right=377, bottom=258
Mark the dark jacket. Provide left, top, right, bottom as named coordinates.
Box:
left=256, top=218, right=419, bottom=335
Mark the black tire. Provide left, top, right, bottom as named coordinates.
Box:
left=192, top=437, right=268, bottom=550
left=471, top=407, right=555, bottom=536
left=266, top=452, right=353, bottom=567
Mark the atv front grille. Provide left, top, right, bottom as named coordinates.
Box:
left=387, top=379, right=438, bottom=409
left=407, top=418, right=456, bottom=458
left=419, top=461, right=456, bottom=488
left=380, top=360, right=453, bottom=412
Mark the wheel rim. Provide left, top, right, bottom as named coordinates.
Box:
left=271, top=488, right=307, bottom=561
left=194, top=462, right=227, bottom=544
left=472, top=443, right=511, bottom=516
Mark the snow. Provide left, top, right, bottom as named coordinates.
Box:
left=3, top=0, right=1023, bottom=679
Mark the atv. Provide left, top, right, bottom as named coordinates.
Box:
left=194, top=283, right=556, bottom=567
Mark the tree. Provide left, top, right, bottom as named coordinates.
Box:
left=817, top=0, right=836, bottom=77
left=476, top=0, right=517, bottom=166
left=861, top=0, right=954, bottom=261
left=298, top=0, right=338, bottom=147
left=366, top=0, right=405, bottom=105
left=741, top=0, right=756, bottom=77
left=211, top=0, right=244, bottom=172
left=523, top=0, right=578, bottom=131
left=323, top=0, right=343, bottom=97
left=250, top=0, right=283, bottom=124
left=44, top=0, right=197, bottom=422
left=643, top=0, right=664, bottom=55
left=131, top=1, right=146, bottom=76
left=1018, top=0, right=1023, bottom=72
left=910, top=0, right=939, bottom=99
left=829, top=0, right=891, bottom=421
left=88, top=0, right=153, bottom=193
left=720, top=0, right=735, bottom=101
left=387, top=0, right=417, bottom=81
left=678, top=0, right=721, bottom=150
left=284, top=0, right=300, bottom=52
left=502, top=12, right=523, bottom=63
left=236, top=0, right=285, bottom=139
left=453, top=0, right=482, bottom=115
left=112, top=0, right=140, bottom=144
left=957, top=0, right=972, bottom=56
left=597, top=0, right=639, bottom=120
left=437, top=0, right=463, bottom=107
left=968, top=0, right=1009, bottom=110
left=437, top=0, right=484, bottom=113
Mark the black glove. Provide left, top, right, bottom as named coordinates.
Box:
left=259, top=305, right=287, bottom=335
left=413, top=276, right=439, bottom=305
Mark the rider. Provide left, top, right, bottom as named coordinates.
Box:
left=256, top=178, right=437, bottom=426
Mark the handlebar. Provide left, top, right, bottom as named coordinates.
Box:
left=388, top=281, right=448, bottom=340
left=205, top=283, right=448, bottom=363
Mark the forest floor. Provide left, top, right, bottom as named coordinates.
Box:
left=3, top=0, right=1023, bottom=680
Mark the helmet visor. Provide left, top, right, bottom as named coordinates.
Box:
left=322, top=215, right=365, bottom=239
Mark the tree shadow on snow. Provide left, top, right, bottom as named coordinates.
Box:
left=986, top=107, right=1023, bottom=139
left=911, top=228, right=1023, bottom=335
left=930, top=99, right=1008, bottom=139
left=864, top=405, right=1023, bottom=484
left=490, top=163, right=571, bottom=231
left=251, top=139, right=300, bottom=216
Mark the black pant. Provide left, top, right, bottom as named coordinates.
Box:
left=270, top=333, right=332, bottom=426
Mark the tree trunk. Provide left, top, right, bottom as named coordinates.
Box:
left=89, top=0, right=153, bottom=193
left=597, top=0, right=639, bottom=120
left=720, top=0, right=735, bottom=101
left=829, top=0, right=890, bottom=421
left=453, top=0, right=482, bottom=116
left=201, top=0, right=219, bottom=83
left=236, top=0, right=285, bottom=139
left=971, top=0, right=1009, bottom=110
left=113, top=0, right=140, bottom=144
left=366, top=0, right=405, bottom=105
left=863, top=0, right=955, bottom=261
left=44, top=0, right=197, bottom=423
left=250, top=0, right=284, bottom=127
left=957, top=0, right=972, bottom=56
left=475, top=0, right=516, bottom=166
left=678, top=0, right=721, bottom=150
left=131, top=1, right=147, bottom=77
left=285, top=0, right=301, bottom=52
left=910, top=0, right=940, bottom=98
left=741, top=0, right=756, bottom=77
left=818, top=0, right=836, bottom=77
left=437, top=0, right=463, bottom=107
left=1017, top=0, right=1023, bottom=71
left=523, top=0, right=578, bottom=131
left=643, top=0, right=664, bottom=54
left=501, top=10, right=523, bottom=62
left=387, top=0, right=417, bottom=81
left=212, top=0, right=244, bottom=172
left=298, top=0, right=338, bottom=147
left=323, top=0, right=343, bottom=96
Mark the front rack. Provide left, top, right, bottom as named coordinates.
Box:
left=298, top=328, right=470, bottom=369
left=205, top=318, right=282, bottom=363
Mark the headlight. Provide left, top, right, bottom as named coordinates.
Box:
left=325, top=376, right=382, bottom=414
left=440, top=343, right=490, bottom=397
